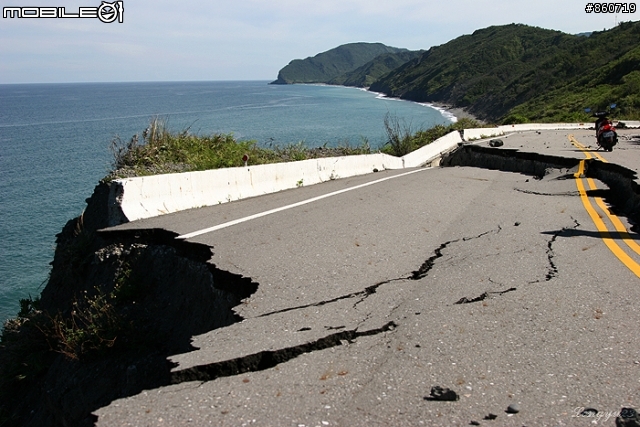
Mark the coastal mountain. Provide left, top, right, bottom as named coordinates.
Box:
left=269, top=42, right=410, bottom=85
left=273, top=21, right=640, bottom=122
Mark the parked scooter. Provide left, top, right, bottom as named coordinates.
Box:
left=585, top=104, right=618, bottom=152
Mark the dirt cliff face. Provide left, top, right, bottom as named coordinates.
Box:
left=0, top=182, right=257, bottom=427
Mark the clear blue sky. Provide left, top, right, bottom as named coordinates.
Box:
left=1, top=0, right=636, bottom=84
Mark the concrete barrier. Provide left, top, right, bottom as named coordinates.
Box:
left=111, top=152, right=407, bottom=223
left=619, top=120, right=640, bottom=128
left=495, top=121, right=640, bottom=131
left=461, top=127, right=504, bottom=141
left=402, top=131, right=463, bottom=167
left=108, top=123, right=610, bottom=224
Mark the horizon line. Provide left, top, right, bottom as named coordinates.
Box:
left=0, top=78, right=275, bottom=86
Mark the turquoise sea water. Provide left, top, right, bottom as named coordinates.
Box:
left=0, top=80, right=452, bottom=322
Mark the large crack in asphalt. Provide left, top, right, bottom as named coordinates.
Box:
left=515, top=188, right=580, bottom=197
left=542, top=218, right=581, bottom=281
left=169, top=321, right=397, bottom=384
left=175, top=219, right=573, bottom=393
left=544, top=228, right=562, bottom=281
left=537, top=218, right=582, bottom=284
left=442, top=144, right=640, bottom=228
left=412, top=229, right=496, bottom=280
left=103, top=147, right=634, bottom=385
left=442, top=144, right=640, bottom=285
left=166, top=229, right=504, bottom=386
left=100, top=227, right=259, bottom=313
left=258, top=229, right=500, bottom=319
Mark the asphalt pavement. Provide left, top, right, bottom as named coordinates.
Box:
left=97, top=129, right=640, bottom=426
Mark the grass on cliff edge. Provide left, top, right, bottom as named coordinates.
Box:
left=106, top=116, right=483, bottom=179
left=106, top=117, right=372, bottom=180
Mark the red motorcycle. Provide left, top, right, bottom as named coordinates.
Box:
left=585, top=104, right=618, bottom=152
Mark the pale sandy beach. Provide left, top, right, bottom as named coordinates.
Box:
left=432, top=102, right=487, bottom=124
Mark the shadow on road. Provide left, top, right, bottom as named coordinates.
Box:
left=542, top=228, right=640, bottom=241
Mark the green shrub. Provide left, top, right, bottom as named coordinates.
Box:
left=502, top=114, right=529, bottom=124
left=50, top=291, right=122, bottom=360
left=107, top=117, right=374, bottom=179
left=381, top=114, right=483, bottom=156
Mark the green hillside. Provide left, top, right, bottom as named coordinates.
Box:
left=505, top=35, right=640, bottom=122
left=328, top=50, right=423, bottom=87
left=369, top=22, right=640, bottom=122
left=270, top=43, right=408, bottom=85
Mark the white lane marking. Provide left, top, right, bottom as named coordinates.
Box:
left=178, top=168, right=429, bottom=239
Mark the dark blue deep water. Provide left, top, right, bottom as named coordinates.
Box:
left=0, top=80, right=452, bottom=322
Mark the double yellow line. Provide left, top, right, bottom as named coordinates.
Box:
left=569, top=134, right=640, bottom=277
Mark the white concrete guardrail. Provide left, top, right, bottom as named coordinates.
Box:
left=107, top=122, right=635, bottom=224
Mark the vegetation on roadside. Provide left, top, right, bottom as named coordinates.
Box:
left=0, top=276, right=131, bottom=383
left=381, top=114, right=482, bottom=156
left=106, top=117, right=374, bottom=180
left=0, top=290, right=123, bottom=425
left=104, top=115, right=489, bottom=179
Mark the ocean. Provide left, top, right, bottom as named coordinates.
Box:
left=0, top=80, right=452, bottom=323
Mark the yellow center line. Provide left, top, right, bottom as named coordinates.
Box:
left=568, top=134, right=608, bottom=162
left=569, top=134, right=640, bottom=277
left=587, top=177, right=640, bottom=256
left=573, top=135, right=640, bottom=254
left=575, top=177, right=640, bottom=276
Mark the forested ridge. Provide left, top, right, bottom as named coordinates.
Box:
left=273, top=22, right=640, bottom=123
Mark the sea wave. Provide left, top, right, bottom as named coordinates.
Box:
left=368, top=90, right=457, bottom=123
left=419, top=103, right=458, bottom=123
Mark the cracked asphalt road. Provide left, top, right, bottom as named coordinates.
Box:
left=99, top=131, right=640, bottom=426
